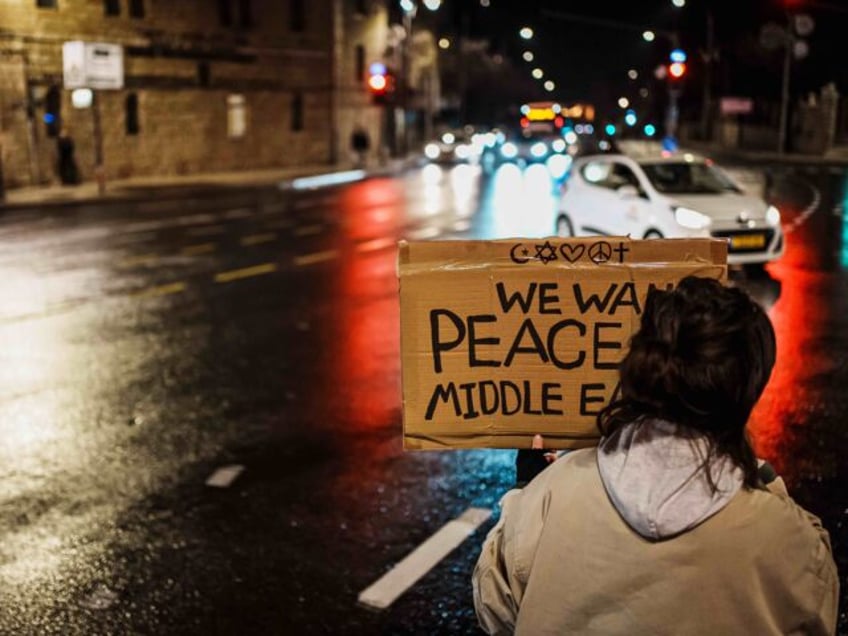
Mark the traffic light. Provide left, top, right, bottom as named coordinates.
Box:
left=367, top=62, right=394, bottom=105
left=668, top=62, right=687, bottom=80
left=668, top=49, right=687, bottom=82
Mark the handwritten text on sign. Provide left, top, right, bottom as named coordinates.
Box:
left=424, top=279, right=672, bottom=421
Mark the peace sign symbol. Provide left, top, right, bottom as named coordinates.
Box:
left=588, top=241, right=613, bottom=264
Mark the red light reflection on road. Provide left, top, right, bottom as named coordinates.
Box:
left=748, top=218, right=832, bottom=480
left=331, top=178, right=403, bottom=429
left=337, top=177, right=405, bottom=242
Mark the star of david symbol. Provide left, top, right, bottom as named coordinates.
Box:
left=534, top=241, right=558, bottom=264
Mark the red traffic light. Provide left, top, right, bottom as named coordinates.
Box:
left=368, top=73, right=387, bottom=93
left=669, top=62, right=686, bottom=79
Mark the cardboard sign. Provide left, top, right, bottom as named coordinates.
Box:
left=399, top=237, right=727, bottom=450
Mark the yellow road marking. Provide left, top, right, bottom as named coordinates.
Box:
left=119, top=253, right=158, bottom=268
left=132, top=282, right=186, bottom=298
left=293, top=250, right=338, bottom=266
left=294, top=224, right=323, bottom=237
left=182, top=242, right=216, bottom=256
left=214, top=263, right=277, bottom=283
left=240, top=233, right=277, bottom=246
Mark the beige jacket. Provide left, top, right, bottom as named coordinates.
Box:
left=473, top=447, right=838, bottom=635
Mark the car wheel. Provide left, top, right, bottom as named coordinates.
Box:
left=556, top=214, right=575, bottom=237
left=643, top=229, right=664, bottom=239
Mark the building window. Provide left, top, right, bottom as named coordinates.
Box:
left=44, top=85, right=61, bottom=137
left=104, top=0, right=120, bottom=16
left=237, top=0, right=253, bottom=27
left=227, top=94, right=247, bottom=138
left=291, top=93, right=304, bottom=132
left=197, top=62, right=211, bottom=87
left=125, top=93, right=140, bottom=135
left=355, top=45, right=365, bottom=83
left=218, top=0, right=232, bottom=26
left=129, top=0, right=144, bottom=18
left=36, top=0, right=57, bottom=7
left=291, top=0, right=305, bottom=32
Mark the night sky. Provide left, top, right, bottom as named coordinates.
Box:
left=425, top=0, right=848, bottom=121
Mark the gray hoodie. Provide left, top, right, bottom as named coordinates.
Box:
left=596, top=418, right=744, bottom=540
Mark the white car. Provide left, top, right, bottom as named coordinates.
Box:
left=555, top=152, right=785, bottom=265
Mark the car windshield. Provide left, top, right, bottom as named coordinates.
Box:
left=640, top=162, right=742, bottom=195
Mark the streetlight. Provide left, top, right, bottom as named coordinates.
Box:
left=438, top=37, right=450, bottom=49
left=618, top=97, right=630, bottom=109
left=544, top=80, right=555, bottom=92
left=523, top=51, right=534, bottom=62
left=532, top=68, right=544, bottom=79
left=520, top=27, right=534, bottom=39
left=642, top=30, right=656, bottom=42
left=672, top=0, right=685, bottom=7
left=628, top=69, right=638, bottom=80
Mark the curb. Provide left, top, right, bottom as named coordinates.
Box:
left=0, top=157, right=417, bottom=214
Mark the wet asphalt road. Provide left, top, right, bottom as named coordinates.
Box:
left=0, top=160, right=846, bottom=635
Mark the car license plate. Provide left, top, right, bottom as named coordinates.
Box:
left=730, top=233, right=766, bottom=250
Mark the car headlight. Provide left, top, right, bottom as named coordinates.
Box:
left=454, top=144, right=471, bottom=159
left=530, top=142, right=548, bottom=158
left=674, top=206, right=711, bottom=230
left=424, top=143, right=440, bottom=160
left=766, top=205, right=781, bottom=226
left=501, top=142, right=518, bottom=159
left=551, top=139, right=567, bottom=153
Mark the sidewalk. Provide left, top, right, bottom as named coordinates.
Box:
left=681, top=141, right=848, bottom=167
left=0, top=157, right=416, bottom=213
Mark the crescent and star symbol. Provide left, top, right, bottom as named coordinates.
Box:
left=510, top=241, right=629, bottom=264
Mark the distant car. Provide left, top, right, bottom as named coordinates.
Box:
left=424, top=131, right=477, bottom=164
left=481, top=129, right=574, bottom=180
left=555, top=151, right=785, bottom=266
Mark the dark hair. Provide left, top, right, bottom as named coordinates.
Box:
left=597, top=275, right=776, bottom=489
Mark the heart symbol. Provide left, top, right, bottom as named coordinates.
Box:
left=559, top=243, right=585, bottom=263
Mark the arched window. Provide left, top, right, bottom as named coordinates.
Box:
left=44, top=85, right=61, bottom=137
left=291, top=93, right=304, bottom=132
left=125, top=93, right=140, bottom=135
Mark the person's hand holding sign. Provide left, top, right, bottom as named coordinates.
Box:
left=515, top=434, right=559, bottom=488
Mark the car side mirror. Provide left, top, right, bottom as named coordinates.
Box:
left=616, top=184, right=639, bottom=199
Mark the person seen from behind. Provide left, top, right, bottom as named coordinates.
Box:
left=473, top=275, right=839, bottom=635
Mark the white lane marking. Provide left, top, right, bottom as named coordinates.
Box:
left=357, top=507, right=492, bottom=610
left=214, top=263, right=277, bottom=283
left=294, top=224, right=324, bottom=237
left=356, top=237, right=396, bottom=253
left=293, top=250, right=338, bottom=266
left=783, top=180, right=821, bottom=235
left=205, top=464, right=245, bottom=488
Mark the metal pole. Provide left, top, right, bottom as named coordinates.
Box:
left=777, top=20, right=792, bottom=154
left=92, top=90, right=106, bottom=194
left=400, top=10, right=413, bottom=157
left=700, top=10, right=715, bottom=141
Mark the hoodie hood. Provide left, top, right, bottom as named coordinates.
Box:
left=597, top=419, right=743, bottom=540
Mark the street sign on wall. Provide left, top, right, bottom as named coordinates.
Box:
left=720, top=97, right=754, bottom=116
left=62, top=41, right=124, bottom=90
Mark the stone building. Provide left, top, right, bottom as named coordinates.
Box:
left=0, top=0, right=390, bottom=190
